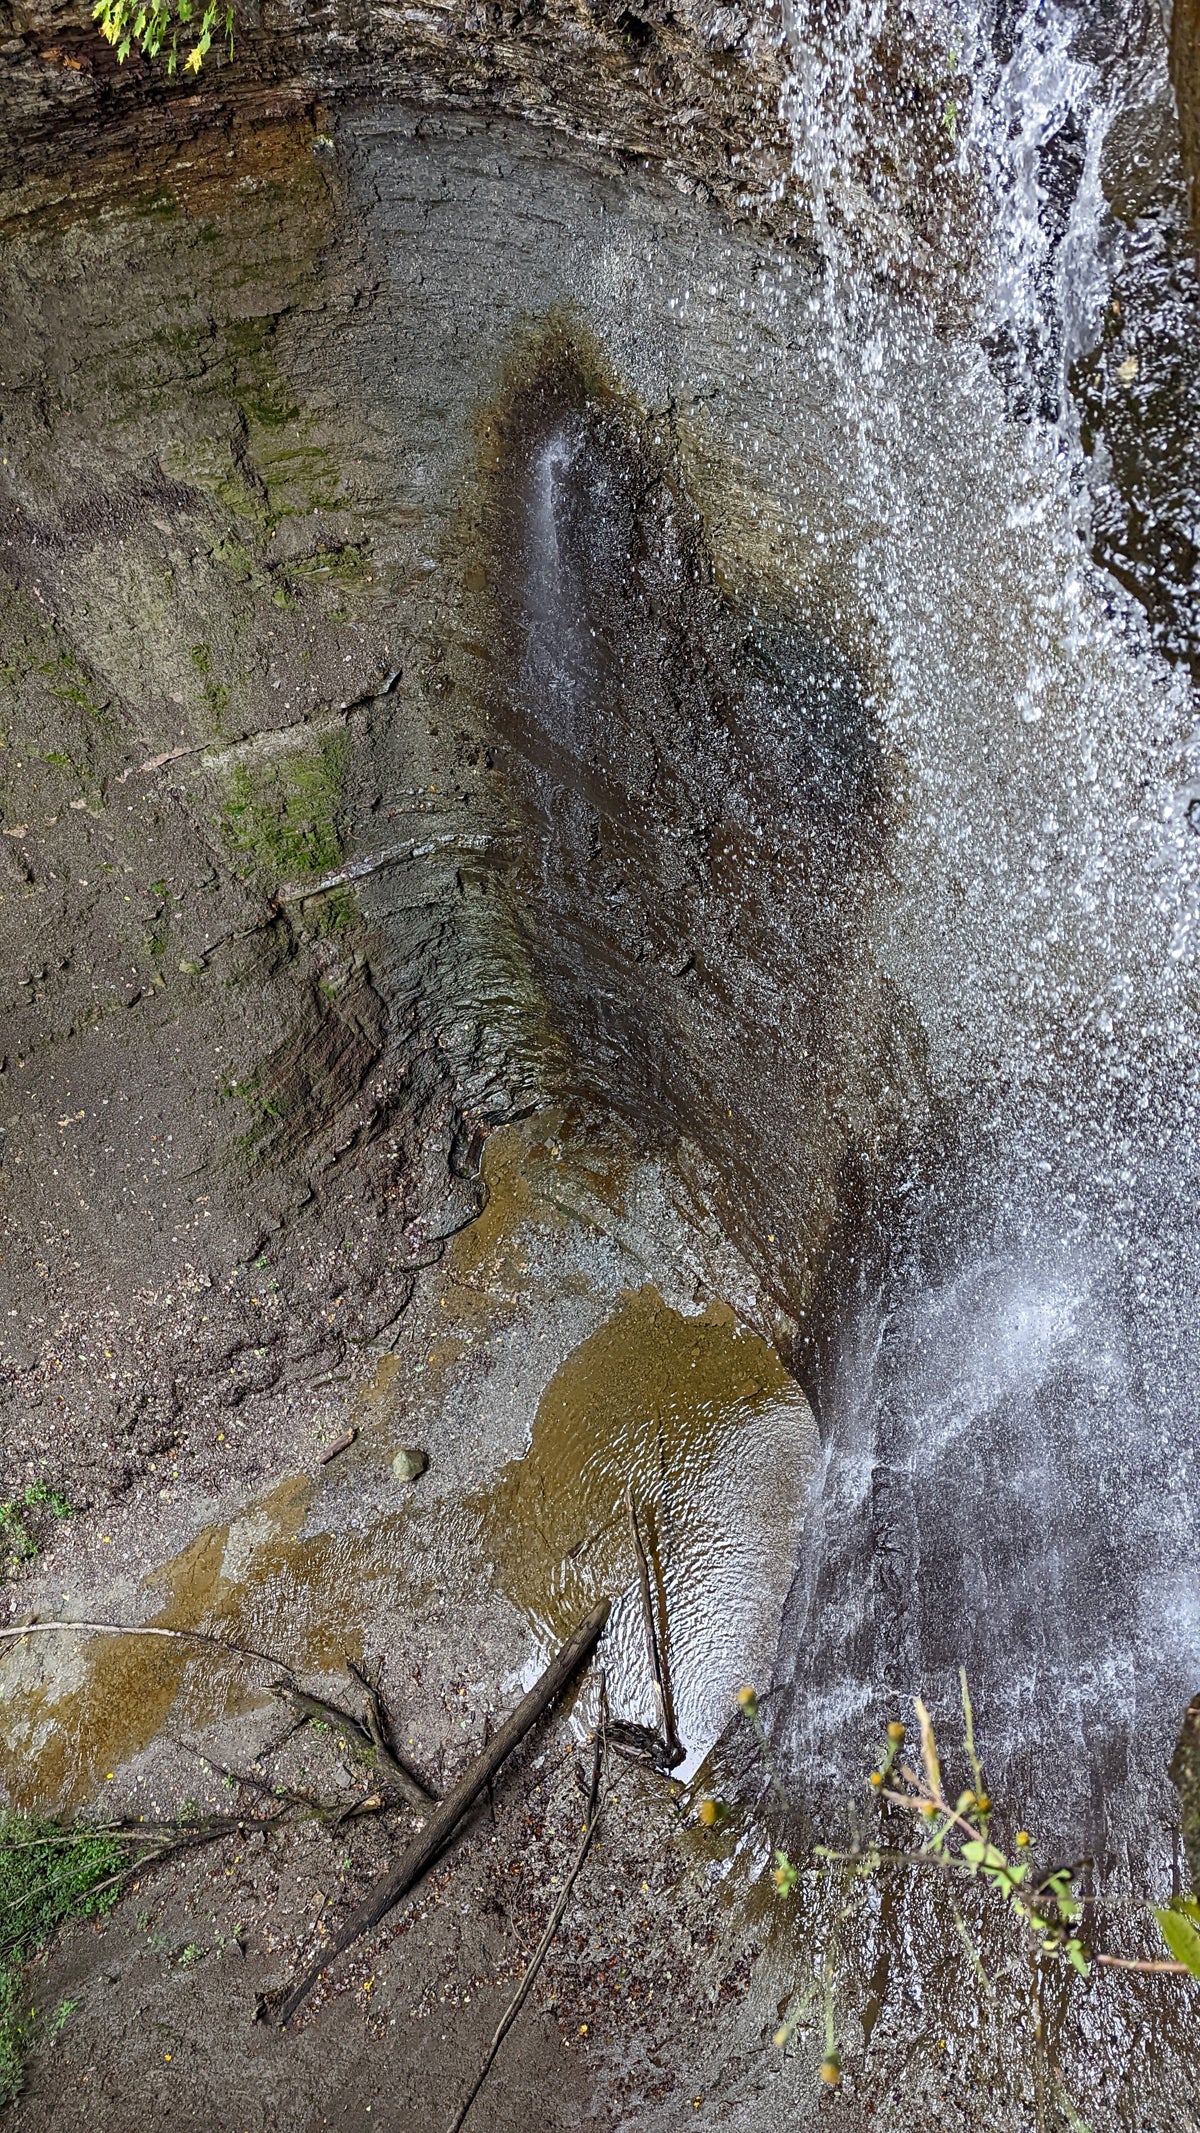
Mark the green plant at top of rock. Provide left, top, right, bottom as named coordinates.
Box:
left=0, top=1483, right=72, bottom=1578
left=92, top=0, right=233, bottom=74
left=0, top=1817, right=125, bottom=2107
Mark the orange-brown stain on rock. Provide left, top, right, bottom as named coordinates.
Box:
left=1, top=1476, right=410, bottom=1810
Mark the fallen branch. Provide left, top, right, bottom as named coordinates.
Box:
left=276, top=1597, right=611, bottom=2026
left=626, top=1487, right=683, bottom=1770
left=271, top=1685, right=435, bottom=1811
left=346, top=1657, right=439, bottom=1808
left=0, top=1619, right=290, bottom=1670
left=446, top=1686, right=608, bottom=2133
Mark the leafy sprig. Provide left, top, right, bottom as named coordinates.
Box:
left=726, top=1670, right=1200, bottom=2096
left=91, top=0, right=234, bottom=76
left=878, top=1685, right=1089, bottom=1977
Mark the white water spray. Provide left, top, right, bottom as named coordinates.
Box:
left=773, top=0, right=1200, bottom=1865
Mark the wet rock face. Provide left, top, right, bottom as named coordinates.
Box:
left=3, top=55, right=1196, bottom=1895
left=1171, top=0, right=1200, bottom=239
left=0, top=114, right=480, bottom=1518
left=0, top=0, right=796, bottom=234
left=483, top=339, right=884, bottom=1248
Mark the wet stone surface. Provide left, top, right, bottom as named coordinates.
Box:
left=1, top=1111, right=819, bottom=2128
left=4, top=29, right=1200, bottom=2124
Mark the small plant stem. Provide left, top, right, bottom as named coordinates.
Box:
left=948, top=1892, right=994, bottom=1998
left=822, top=1956, right=837, bottom=2061
left=773, top=1976, right=819, bottom=2049
left=959, top=1667, right=986, bottom=1802
left=747, top=1707, right=790, bottom=1815
left=1094, top=1953, right=1191, bottom=1974
left=881, top=1787, right=980, bottom=1852
left=1031, top=1948, right=1049, bottom=2133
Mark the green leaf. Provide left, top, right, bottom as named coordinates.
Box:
left=1064, top=1939, right=1091, bottom=1978
left=1155, top=1905, right=1200, bottom=1977
left=961, top=1839, right=1009, bottom=1872
left=772, top=1850, right=798, bottom=1898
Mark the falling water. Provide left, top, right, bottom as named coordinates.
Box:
left=772, top=0, right=1200, bottom=1873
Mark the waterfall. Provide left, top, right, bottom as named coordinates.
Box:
left=773, top=0, right=1200, bottom=1869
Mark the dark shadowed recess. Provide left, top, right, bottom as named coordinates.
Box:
left=478, top=327, right=903, bottom=1331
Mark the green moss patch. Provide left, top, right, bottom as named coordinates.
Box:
left=0, top=1818, right=125, bottom=2106
left=218, top=730, right=350, bottom=887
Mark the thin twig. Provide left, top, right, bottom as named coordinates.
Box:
left=482, top=1711, right=496, bottom=1826
left=0, top=1816, right=255, bottom=1918
left=625, top=1486, right=683, bottom=1770
left=165, top=1735, right=328, bottom=1816
left=0, top=1826, right=188, bottom=1849
left=275, top=1599, right=610, bottom=2027
left=329, top=1792, right=385, bottom=1836
left=0, top=1619, right=290, bottom=1669
left=446, top=1685, right=608, bottom=2133
left=0, top=1812, right=288, bottom=1959
left=1094, top=1954, right=1191, bottom=1975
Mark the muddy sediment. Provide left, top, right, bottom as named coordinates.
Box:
left=3, top=1109, right=818, bottom=2131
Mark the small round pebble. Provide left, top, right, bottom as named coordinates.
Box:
left=392, top=1446, right=429, bottom=1484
